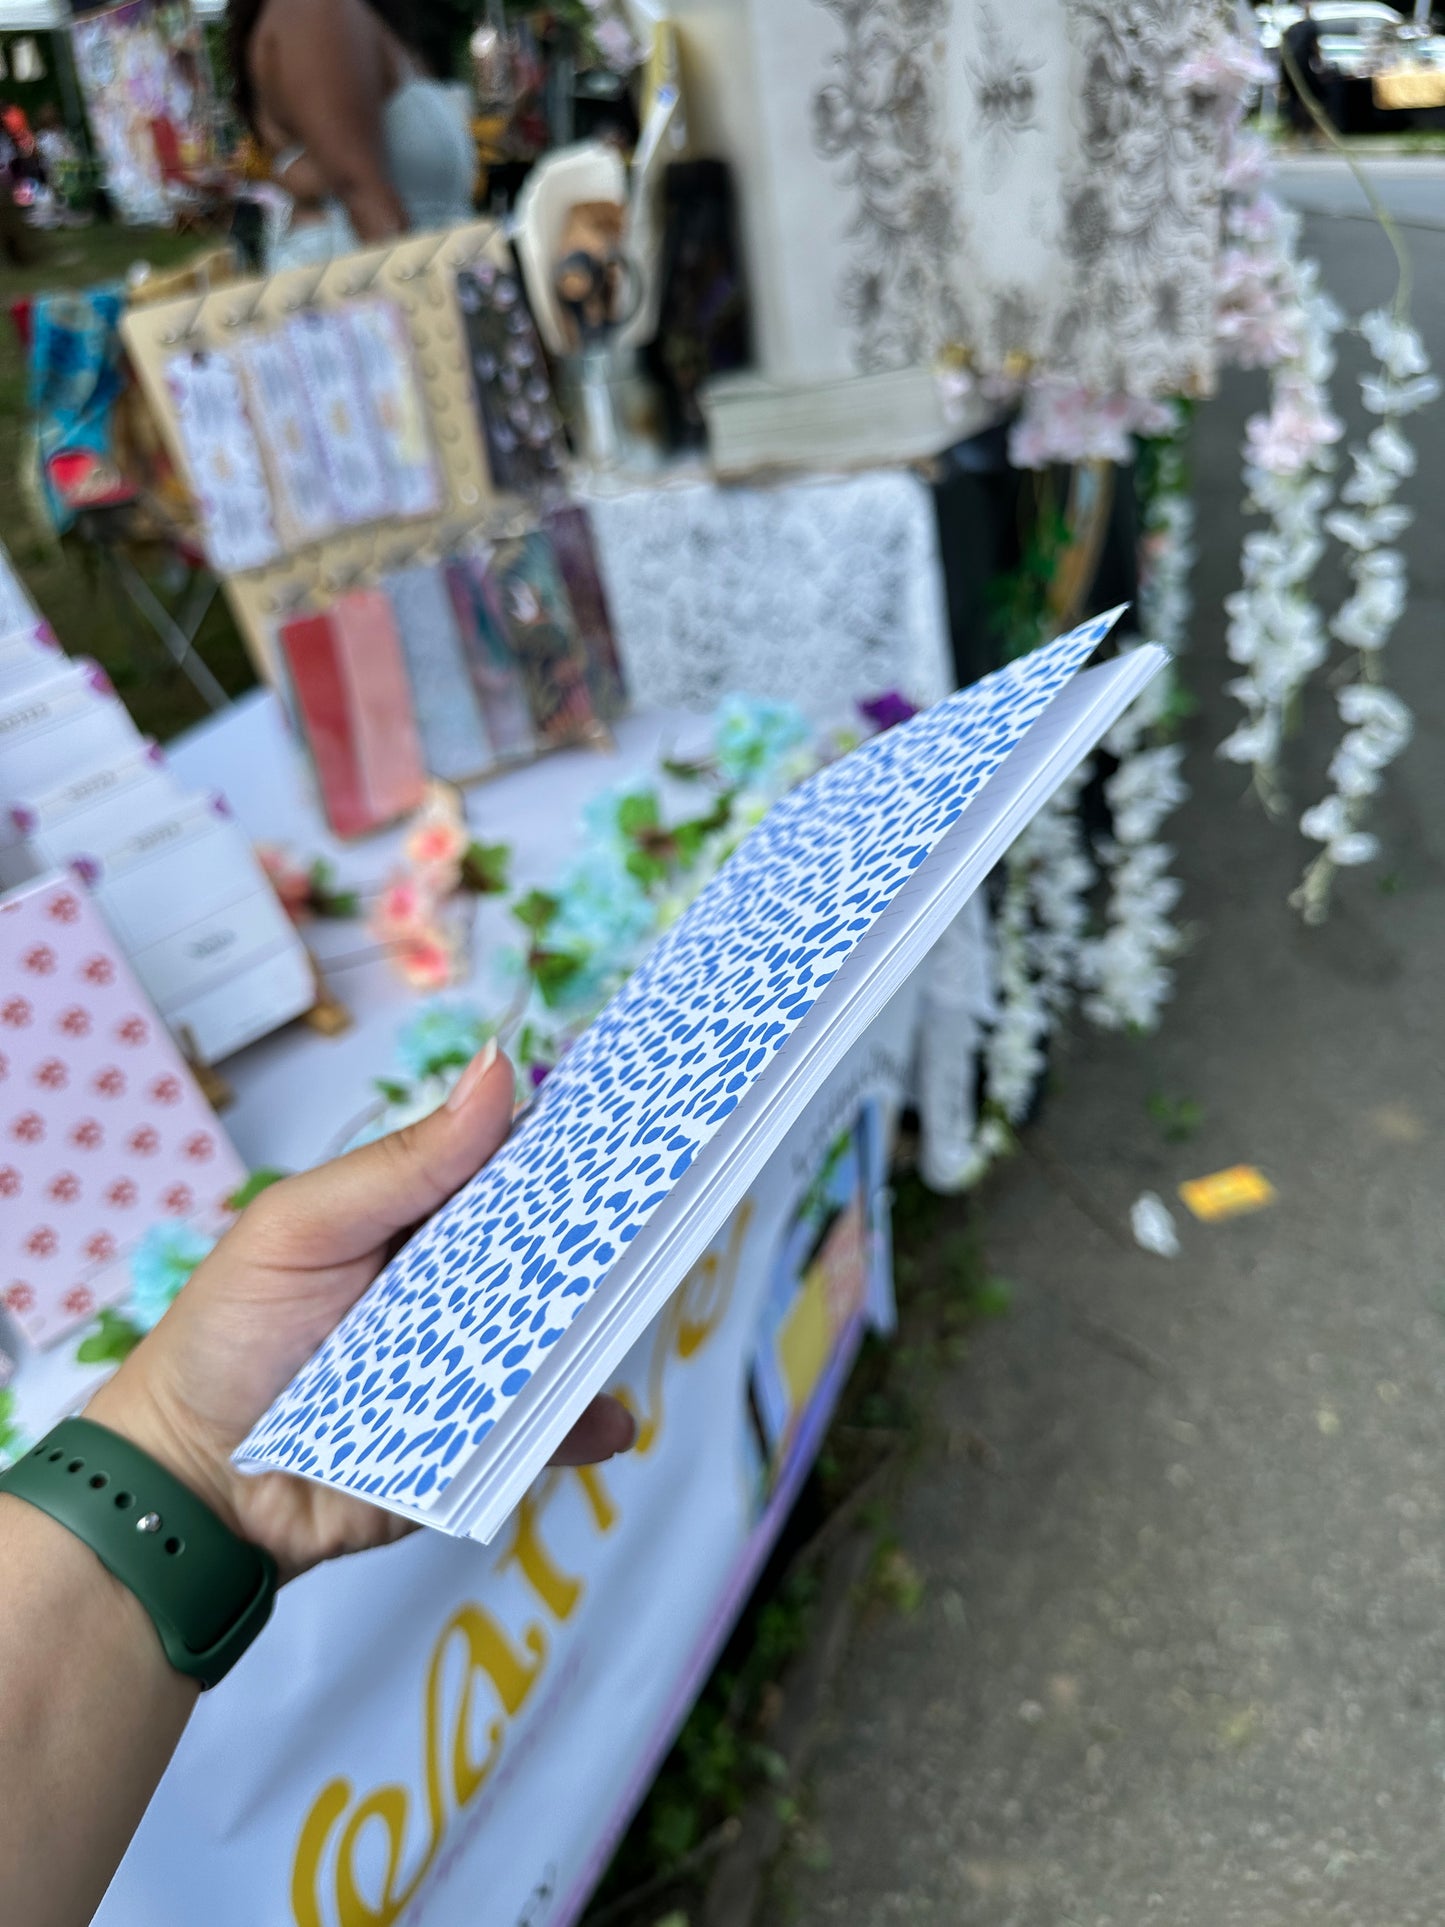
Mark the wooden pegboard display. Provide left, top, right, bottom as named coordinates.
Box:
left=121, top=220, right=537, bottom=685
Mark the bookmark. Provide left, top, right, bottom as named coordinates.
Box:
left=382, top=565, right=494, bottom=783
left=328, top=590, right=428, bottom=831
left=443, top=549, right=537, bottom=762
left=163, top=349, right=281, bottom=572
left=456, top=262, right=566, bottom=496
left=346, top=300, right=443, bottom=519
left=234, top=328, right=339, bottom=546
left=542, top=502, right=627, bottom=721
left=486, top=532, right=602, bottom=749
left=285, top=311, right=394, bottom=526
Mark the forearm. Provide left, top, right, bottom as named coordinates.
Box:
left=0, top=1492, right=196, bottom=1927
left=332, top=169, right=409, bottom=244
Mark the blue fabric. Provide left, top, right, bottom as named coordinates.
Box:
left=27, top=283, right=127, bottom=532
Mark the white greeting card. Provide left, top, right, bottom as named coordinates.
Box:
left=285, top=311, right=394, bottom=526
left=81, top=796, right=316, bottom=1065
left=233, top=328, right=340, bottom=548
left=0, top=629, right=63, bottom=696
left=0, top=873, right=246, bottom=1350
left=163, top=350, right=282, bottom=574
left=0, top=541, right=50, bottom=651
left=5, top=742, right=181, bottom=882
left=345, top=299, right=442, bottom=519
left=0, top=662, right=142, bottom=807
left=239, top=616, right=1165, bottom=1539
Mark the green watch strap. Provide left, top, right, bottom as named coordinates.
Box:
left=0, top=1416, right=277, bottom=1689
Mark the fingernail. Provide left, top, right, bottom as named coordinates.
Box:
left=445, top=1037, right=499, bottom=1113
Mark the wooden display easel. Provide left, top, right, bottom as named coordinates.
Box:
left=121, top=220, right=535, bottom=688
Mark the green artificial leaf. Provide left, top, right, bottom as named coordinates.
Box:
left=0, top=1388, right=21, bottom=1461
left=461, top=840, right=511, bottom=896
left=76, top=1308, right=145, bottom=1366
left=307, top=858, right=360, bottom=919
left=530, top=947, right=583, bottom=1008
left=513, top=889, right=560, bottom=935
left=226, top=1167, right=288, bottom=1210
left=624, top=846, right=667, bottom=888
left=616, top=789, right=661, bottom=838
left=660, top=755, right=706, bottom=782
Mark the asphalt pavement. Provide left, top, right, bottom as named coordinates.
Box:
left=764, top=173, right=1445, bottom=1927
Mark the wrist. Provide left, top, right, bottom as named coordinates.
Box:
left=85, top=1364, right=244, bottom=1542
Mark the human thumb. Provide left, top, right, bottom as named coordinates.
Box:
left=246, top=1041, right=514, bottom=1268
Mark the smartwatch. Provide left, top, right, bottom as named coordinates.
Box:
left=0, top=1416, right=277, bottom=1688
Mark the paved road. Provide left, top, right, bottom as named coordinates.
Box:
left=765, top=207, right=1445, bottom=1926
left=1274, top=154, right=1445, bottom=227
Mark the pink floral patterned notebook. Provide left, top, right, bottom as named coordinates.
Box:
left=0, top=874, right=246, bottom=1350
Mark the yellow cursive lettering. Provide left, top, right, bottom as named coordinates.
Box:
left=291, top=1604, right=545, bottom=1927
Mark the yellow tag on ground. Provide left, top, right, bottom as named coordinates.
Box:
left=1178, top=1165, right=1276, bottom=1222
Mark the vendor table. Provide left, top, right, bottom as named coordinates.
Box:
left=7, top=606, right=985, bottom=1927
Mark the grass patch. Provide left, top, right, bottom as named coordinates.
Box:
left=2, top=222, right=256, bottom=741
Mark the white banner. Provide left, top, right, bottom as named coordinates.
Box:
left=97, top=1000, right=915, bottom=1927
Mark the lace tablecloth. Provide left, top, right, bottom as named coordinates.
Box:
left=588, top=465, right=990, bottom=1190
left=585, top=469, right=954, bottom=722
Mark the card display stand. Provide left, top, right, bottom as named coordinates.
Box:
left=121, top=222, right=537, bottom=691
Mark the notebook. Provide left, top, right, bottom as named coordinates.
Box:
left=0, top=872, right=246, bottom=1351
left=238, top=615, right=1164, bottom=1540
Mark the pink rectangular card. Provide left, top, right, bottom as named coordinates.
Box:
left=0, top=874, right=246, bottom=1350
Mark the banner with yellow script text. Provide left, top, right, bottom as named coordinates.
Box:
left=97, top=999, right=916, bottom=1927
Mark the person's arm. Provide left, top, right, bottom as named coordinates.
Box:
left=0, top=1045, right=633, bottom=1927
left=260, top=0, right=409, bottom=243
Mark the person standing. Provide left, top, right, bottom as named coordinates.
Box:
left=228, top=0, right=477, bottom=268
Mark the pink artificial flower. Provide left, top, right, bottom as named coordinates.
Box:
left=1174, top=35, right=1272, bottom=104
left=405, top=817, right=467, bottom=882
left=1009, top=382, right=1173, bottom=471
left=256, top=843, right=312, bottom=922
left=397, top=930, right=458, bottom=991
left=1245, top=381, right=1343, bottom=475
left=370, top=873, right=437, bottom=945
left=1222, top=130, right=1271, bottom=197
left=402, top=783, right=469, bottom=891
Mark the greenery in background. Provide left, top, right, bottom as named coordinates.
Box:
left=0, top=1388, right=25, bottom=1469
left=1146, top=1090, right=1205, bottom=1143
left=0, top=226, right=258, bottom=743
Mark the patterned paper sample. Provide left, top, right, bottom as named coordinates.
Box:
left=0, top=874, right=245, bottom=1349
left=486, top=531, right=601, bottom=749
left=285, top=311, right=394, bottom=526
left=382, top=564, right=494, bottom=783
left=163, top=349, right=281, bottom=573
left=346, top=299, right=443, bottom=519
left=233, top=328, right=339, bottom=547
left=542, top=503, right=627, bottom=722
left=443, top=548, right=536, bottom=762
left=240, top=610, right=1120, bottom=1507
left=456, top=262, right=566, bottom=496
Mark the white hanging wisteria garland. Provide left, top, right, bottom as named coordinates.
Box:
left=1218, top=227, right=1344, bottom=805
left=1292, top=309, right=1437, bottom=920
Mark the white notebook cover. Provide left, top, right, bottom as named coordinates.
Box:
left=239, top=615, right=1164, bottom=1539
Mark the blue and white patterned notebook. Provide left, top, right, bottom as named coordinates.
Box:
left=239, top=613, right=1163, bottom=1539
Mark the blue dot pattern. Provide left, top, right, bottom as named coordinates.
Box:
left=239, top=613, right=1120, bottom=1507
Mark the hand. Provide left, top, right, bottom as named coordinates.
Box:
left=86, top=1044, right=635, bottom=1581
